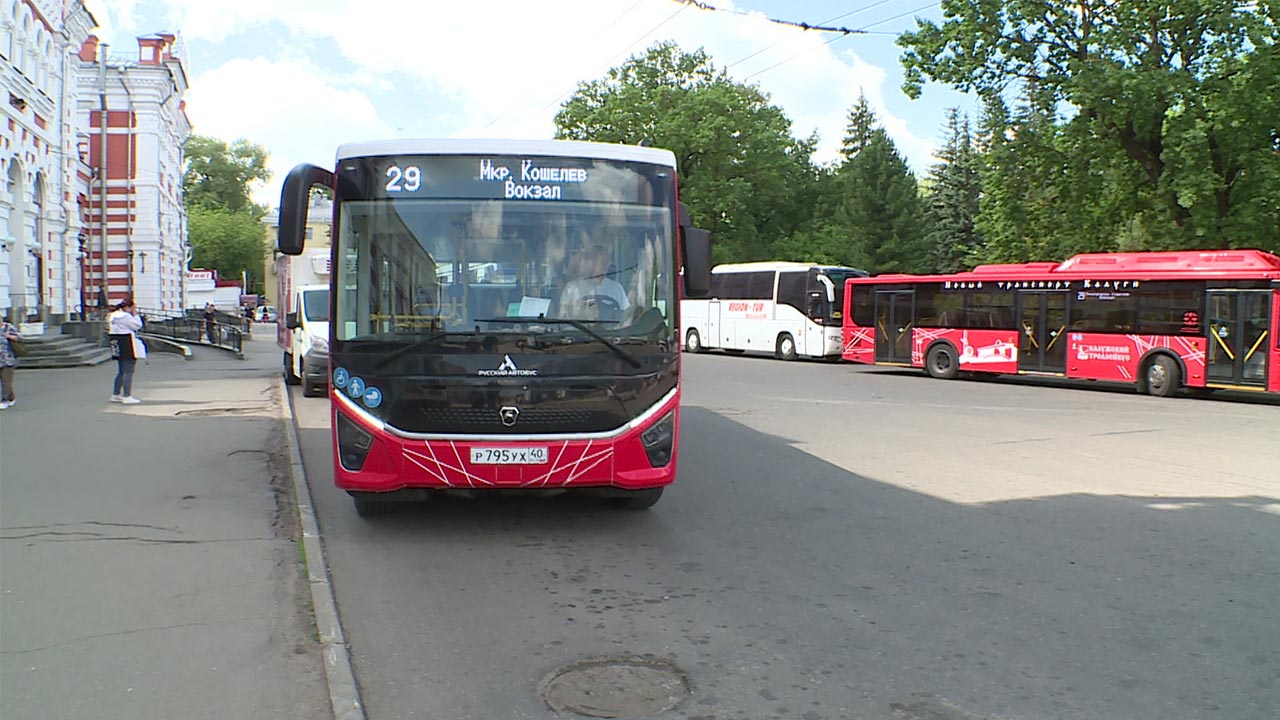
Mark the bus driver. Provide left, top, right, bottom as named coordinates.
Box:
left=558, top=245, right=630, bottom=322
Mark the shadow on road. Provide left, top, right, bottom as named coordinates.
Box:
left=294, top=403, right=1279, bottom=720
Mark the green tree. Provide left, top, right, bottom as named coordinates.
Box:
left=923, top=108, right=982, bottom=272
left=839, top=92, right=879, bottom=161
left=187, top=206, right=268, bottom=292
left=836, top=130, right=928, bottom=274
left=183, top=135, right=272, bottom=291
left=900, top=0, right=1280, bottom=251
left=184, top=135, right=271, bottom=213
left=973, top=88, right=1073, bottom=263
left=555, top=41, right=816, bottom=263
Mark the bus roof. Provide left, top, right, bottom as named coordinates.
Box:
left=850, top=250, right=1280, bottom=284
left=335, top=138, right=677, bottom=168
left=712, top=261, right=866, bottom=274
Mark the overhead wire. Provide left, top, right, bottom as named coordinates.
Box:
left=739, top=1, right=941, bottom=82
left=483, top=0, right=684, bottom=129
left=527, top=2, right=691, bottom=119
left=726, top=0, right=899, bottom=71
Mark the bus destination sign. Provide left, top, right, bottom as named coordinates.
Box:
left=368, top=154, right=663, bottom=205
left=477, top=158, right=586, bottom=200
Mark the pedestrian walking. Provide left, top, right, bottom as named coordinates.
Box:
left=108, top=298, right=146, bottom=404
left=204, top=303, right=218, bottom=344
left=0, top=319, right=24, bottom=409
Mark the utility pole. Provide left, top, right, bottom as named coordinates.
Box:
left=98, top=43, right=110, bottom=311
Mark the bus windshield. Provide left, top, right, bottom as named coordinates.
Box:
left=820, top=267, right=865, bottom=322
left=334, top=198, right=674, bottom=343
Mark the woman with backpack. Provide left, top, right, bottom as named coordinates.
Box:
left=108, top=298, right=146, bottom=405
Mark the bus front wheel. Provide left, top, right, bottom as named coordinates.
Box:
left=1144, top=355, right=1180, bottom=397
left=926, top=344, right=959, bottom=380
left=616, top=487, right=663, bottom=510
left=685, top=329, right=702, bottom=353
left=776, top=333, right=797, bottom=361
left=351, top=493, right=394, bottom=518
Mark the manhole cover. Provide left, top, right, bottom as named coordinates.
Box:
left=539, top=656, right=690, bottom=718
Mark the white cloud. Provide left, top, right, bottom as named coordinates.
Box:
left=184, top=57, right=396, bottom=205
left=82, top=0, right=138, bottom=43
left=108, top=0, right=941, bottom=201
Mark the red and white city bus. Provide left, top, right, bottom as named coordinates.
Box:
left=842, top=250, right=1280, bottom=397
left=276, top=139, right=712, bottom=515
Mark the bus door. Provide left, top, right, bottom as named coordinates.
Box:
left=1017, top=291, right=1068, bottom=373
left=707, top=299, right=721, bottom=349
left=1206, top=290, right=1271, bottom=387
left=874, top=290, right=914, bottom=364
left=802, top=270, right=833, bottom=356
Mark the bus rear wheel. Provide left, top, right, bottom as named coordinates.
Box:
left=777, top=333, right=797, bottom=361
left=685, top=329, right=702, bottom=353
left=1144, top=355, right=1180, bottom=397
left=926, top=344, right=959, bottom=380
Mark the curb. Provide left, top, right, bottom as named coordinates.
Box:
left=278, top=381, right=367, bottom=720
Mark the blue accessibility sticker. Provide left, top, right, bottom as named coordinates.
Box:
left=348, top=376, right=365, bottom=398
left=363, top=386, right=383, bottom=408
left=333, top=367, right=350, bottom=388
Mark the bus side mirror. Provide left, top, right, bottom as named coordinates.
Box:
left=285, top=312, right=301, bottom=330
left=682, top=228, right=712, bottom=297
left=278, top=164, right=334, bottom=256
left=677, top=201, right=711, bottom=297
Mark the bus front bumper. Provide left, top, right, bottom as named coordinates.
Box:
left=330, top=391, right=680, bottom=494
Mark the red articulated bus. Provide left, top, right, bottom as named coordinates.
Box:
left=842, top=250, right=1280, bottom=397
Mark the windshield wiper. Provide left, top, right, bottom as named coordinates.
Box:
left=357, top=332, right=455, bottom=370
left=476, top=316, right=642, bottom=368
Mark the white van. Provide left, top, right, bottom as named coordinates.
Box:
left=280, top=284, right=329, bottom=396
left=277, top=250, right=331, bottom=397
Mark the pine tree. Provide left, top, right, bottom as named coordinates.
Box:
left=839, top=92, right=879, bottom=162
left=924, top=108, right=983, bottom=272
left=836, top=130, right=928, bottom=274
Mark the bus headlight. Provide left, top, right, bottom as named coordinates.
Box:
left=640, top=411, right=675, bottom=467
left=336, top=411, right=373, bottom=471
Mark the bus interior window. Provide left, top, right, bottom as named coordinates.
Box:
left=1106, top=310, right=1133, bottom=331
left=851, top=288, right=874, bottom=327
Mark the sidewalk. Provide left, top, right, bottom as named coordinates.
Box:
left=0, top=330, right=329, bottom=719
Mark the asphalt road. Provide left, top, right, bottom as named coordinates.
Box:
left=291, top=352, right=1280, bottom=720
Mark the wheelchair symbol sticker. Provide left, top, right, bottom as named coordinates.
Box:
left=333, top=367, right=349, bottom=388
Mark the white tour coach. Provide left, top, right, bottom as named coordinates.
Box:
left=680, top=261, right=867, bottom=360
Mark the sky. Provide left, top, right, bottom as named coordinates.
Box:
left=82, top=0, right=979, bottom=207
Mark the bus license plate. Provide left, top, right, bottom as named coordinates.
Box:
left=470, top=447, right=549, bottom=465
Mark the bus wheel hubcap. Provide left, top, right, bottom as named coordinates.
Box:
left=1150, top=366, right=1166, bottom=387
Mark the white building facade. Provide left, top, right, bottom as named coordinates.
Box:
left=0, top=0, right=96, bottom=330
left=76, top=32, right=191, bottom=314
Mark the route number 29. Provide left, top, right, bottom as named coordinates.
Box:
left=385, top=165, right=422, bottom=192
